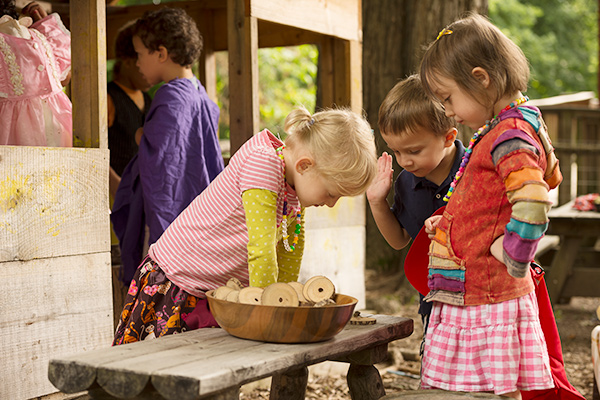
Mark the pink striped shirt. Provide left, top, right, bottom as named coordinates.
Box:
left=148, top=130, right=299, bottom=298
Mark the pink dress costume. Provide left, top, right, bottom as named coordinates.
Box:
left=0, top=13, right=71, bottom=146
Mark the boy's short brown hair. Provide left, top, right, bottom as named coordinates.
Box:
left=378, top=74, right=455, bottom=137
left=134, top=7, right=203, bottom=67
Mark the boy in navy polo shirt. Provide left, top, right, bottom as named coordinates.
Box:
left=366, top=74, right=464, bottom=350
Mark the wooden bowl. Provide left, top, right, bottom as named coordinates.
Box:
left=206, top=291, right=358, bottom=343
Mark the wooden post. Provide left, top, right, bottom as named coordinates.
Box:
left=270, top=367, right=309, bottom=400
left=198, top=9, right=218, bottom=103
left=70, top=0, right=107, bottom=149
left=227, top=0, right=259, bottom=154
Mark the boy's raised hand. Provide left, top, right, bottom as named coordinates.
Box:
left=366, top=152, right=394, bottom=204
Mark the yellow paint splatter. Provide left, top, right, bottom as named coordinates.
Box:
left=0, top=175, right=32, bottom=212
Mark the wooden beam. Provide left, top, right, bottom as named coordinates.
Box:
left=70, top=1, right=107, bottom=148
left=106, top=1, right=226, bottom=59
left=248, top=0, right=360, bottom=42
left=317, top=37, right=335, bottom=109
left=198, top=10, right=218, bottom=102
left=1, top=253, right=113, bottom=399
left=228, top=0, right=259, bottom=154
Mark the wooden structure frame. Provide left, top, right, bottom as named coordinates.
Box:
left=1, top=1, right=364, bottom=399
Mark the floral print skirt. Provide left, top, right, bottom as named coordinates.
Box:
left=113, top=256, right=219, bottom=346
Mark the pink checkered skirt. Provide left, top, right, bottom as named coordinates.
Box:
left=421, top=291, right=555, bottom=395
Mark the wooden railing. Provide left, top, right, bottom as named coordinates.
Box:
left=540, top=106, right=600, bottom=205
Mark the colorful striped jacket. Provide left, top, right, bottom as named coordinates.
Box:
left=425, top=106, right=562, bottom=306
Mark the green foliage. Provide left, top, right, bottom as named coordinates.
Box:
left=489, top=0, right=598, bottom=99
left=258, top=46, right=318, bottom=136
left=215, top=45, right=318, bottom=140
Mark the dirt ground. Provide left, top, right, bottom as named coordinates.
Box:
left=240, top=269, right=599, bottom=399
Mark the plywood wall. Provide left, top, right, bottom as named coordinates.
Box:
left=0, top=147, right=113, bottom=399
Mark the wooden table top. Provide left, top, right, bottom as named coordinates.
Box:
left=547, top=200, right=600, bottom=235
left=548, top=199, right=600, bottom=219
left=49, top=314, right=413, bottom=400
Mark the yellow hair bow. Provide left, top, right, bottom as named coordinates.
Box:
left=436, top=28, right=453, bottom=41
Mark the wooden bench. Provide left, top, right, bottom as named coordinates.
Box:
left=48, top=314, right=413, bottom=400
left=381, top=390, right=508, bottom=399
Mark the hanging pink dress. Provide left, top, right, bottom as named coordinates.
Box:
left=0, top=13, right=72, bottom=146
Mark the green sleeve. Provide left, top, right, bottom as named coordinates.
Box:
left=242, top=188, right=279, bottom=287
left=242, top=189, right=305, bottom=287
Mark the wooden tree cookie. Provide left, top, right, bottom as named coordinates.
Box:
left=288, top=281, right=307, bottom=303
left=238, top=287, right=264, bottom=305
left=261, top=282, right=299, bottom=307
left=226, top=277, right=244, bottom=291
left=214, top=285, right=235, bottom=300
left=302, top=275, right=335, bottom=303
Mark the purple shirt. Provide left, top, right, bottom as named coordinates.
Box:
left=112, top=77, right=224, bottom=284
left=139, top=77, right=224, bottom=244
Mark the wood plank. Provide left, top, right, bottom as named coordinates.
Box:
left=300, top=224, right=367, bottom=308
left=227, top=0, right=259, bottom=154
left=536, top=235, right=560, bottom=258
left=198, top=10, right=218, bottom=103
left=546, top=236, right=583, bottom=302
left=0, top=147, right=110, bottom=262
left=49, top=329, right=255, bottom=394
left=95, top=337, right=264, bottom=398
left=70, top=1, right=107, bottom=148
left=304, top=195, right=366, bottom=229
left=257, top=21, right=322, bottom=48
left=558, top=267, right=600, bottom=298
left=151, top=315, right=411, bottom=398
left=48, top=315, right=412, bottom=399
left=270, top=367, right=308, bottom=400
left=347, top=39, right=362, bottom=112
left=2, top=253, right=113, bottom=400
left=346, top=364, right=386, bottom=399
left=249, top=0, right=360, bottom=42
left=317, top=37, right=335, bottom=108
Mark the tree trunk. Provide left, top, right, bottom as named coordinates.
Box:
left=362, top=0, right=488, bottom=274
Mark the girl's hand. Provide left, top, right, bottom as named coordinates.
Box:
left=490, top=235, right=505, bottom=264
left=424, top=215, right=442, bottom=239
left=22, top=2, right=47, bottom=22
left=366, top=152, right=394, bottom=204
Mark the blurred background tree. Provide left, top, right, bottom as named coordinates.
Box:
left=489, top=0, right=598, bottom=99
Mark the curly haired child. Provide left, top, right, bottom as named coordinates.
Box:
left=111, top=7, right=224, bottom=285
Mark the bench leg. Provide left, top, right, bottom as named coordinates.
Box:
left=347, top=364, right=386, bottom=400
left=270, top=366, right=308, bottom=400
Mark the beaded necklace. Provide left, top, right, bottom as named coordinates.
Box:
left=275, top=145, right=302, bottom=252
left=443, top=96, right=529, bottom=202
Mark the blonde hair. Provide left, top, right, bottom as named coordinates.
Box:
left=378, top=74, right=456, bottom=137
left=283, top=107, right=377, bottom=197
left=420, top=13, right=529, bottom=109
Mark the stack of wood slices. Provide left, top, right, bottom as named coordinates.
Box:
left=211, top=276, right=337, bottom=307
